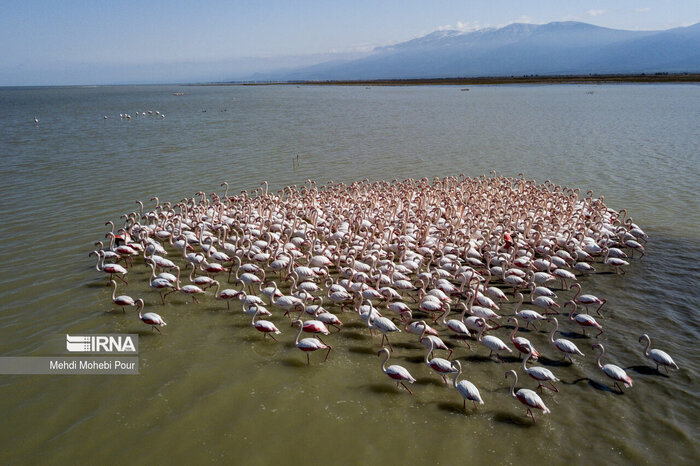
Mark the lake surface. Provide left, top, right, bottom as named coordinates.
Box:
left=0, top=83, right=698, bottom=464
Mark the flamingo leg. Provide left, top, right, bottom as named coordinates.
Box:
left=441, top=375, right=448, bottom=385
left=154, top=326, right=162, bottom=334
left=268, top=334, right=278, bottom=342
left=664, top=365, right=669, bottom=375
left=306, top=353, right=310, bottom=365
left=595, top=300, right=606, bottom=317
left=316, top=336, right=327, bottom=346
left=386, top=335, right=394, bottom=352
left=446, top=348, right=453, bottom=360
left=527, top=408, right=536, bottom=423
left=595, top=328, right=603, bottom=338
left=116, top=275, right=128, bottom=285
left=615, top=382, right=624, bottom=393
left=324, top=346, right=332, bottom=362
left=548, top=382, right=559, bottom=392
left=192, top=296, right=199, bottom=304
left=463, top=399, right=466, bottom=412
left=400, top=382, right=413, bottom=395
left=473, top=400, right=478, bottom=411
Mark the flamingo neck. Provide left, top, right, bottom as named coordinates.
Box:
left=522, top=350, right=531, bottom=371
left=549, top=319, right=557, bottom=343
left=111, top=281, right=117, bottom=300
left=642, top=335, right=651, bottom=357
left=294, top=321, right=303, bottom=345
left=508, top=371, right=517, bottom=398
left=451, top=364, right=461, bottom=388
left=572, top=284, right=582, bottom=301
left=595, top=346, right=604, bottom=369
left=380, top=350, right=390, bottom=373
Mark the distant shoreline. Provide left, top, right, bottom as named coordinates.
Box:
left=217, top=73, right=700, bottom=86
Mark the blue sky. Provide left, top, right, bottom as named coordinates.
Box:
left=1, top=0, right=698, bottom=85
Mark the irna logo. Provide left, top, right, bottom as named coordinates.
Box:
left=66, top=334, right=138, bottom=353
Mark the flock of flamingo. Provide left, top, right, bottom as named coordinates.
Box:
left=89, top=174, right=679, bottom=423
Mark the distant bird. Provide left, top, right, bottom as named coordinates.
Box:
left=592, top=343, right=633, bottom=393
left=638, top=334, right=679, bottom=374
left=377, top=347, right=416, bottom=395
left=33, top=117, right=38, bottom=125
left=505, top=369, right=550, bottom=423
left=451, top=360, right=484, bottom=412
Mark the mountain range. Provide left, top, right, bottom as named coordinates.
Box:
left=243, top=21, right=700, bottom=81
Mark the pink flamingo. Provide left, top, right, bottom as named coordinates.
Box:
left=251, top=305, right=281, bottom=342
left=136, top=299, right=167, bottom=333
left=565, top=301, right=603, bottom=337
left=92, top=250, right=128, bottom=285
left=109, top=280, right=135, bottom=312
left=507, top=317, right=540, bottom=360
left=377, top=347, right=416, bottom=395
left=505, top=369, right=550, bottom=423
left=292, top=319, right=332, bottom=364
left=424, top=339, right=457, bottom=385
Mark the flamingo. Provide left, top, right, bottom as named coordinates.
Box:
left=522, top=344, right=559, bottom=392
left=424, top=339, right=457, bottom=385
left=367, top=304, right=401, bottom=352
left=92, top=250, right=128, bottom=284
left=136, top=299, right=167, bottom=333
left=604, top=248, right=629, bottom=274
left=251, top=305, right=281, bottom=341
left=570, top=283, right=606, bottom=316
left=507, top=317, right=540, bottom=360
left=165, top=275, right=206, bottom=303
left=565, top=301, right=603, bottom=337
left=440, top=303, right=472, bottom=347
left=639, top=334, right=678, bottom=374
left=377, top=347, right=416, bottom=395
left=292, top=319, right=332, bottom=364
left=109, top=280, right=136, bottom=312
left=401, top=312, right=439, bottom=337
left=505, top=370, right=550, bottom=423
left=148, top=262, right=175, bottom=304
left=513, top=293, right=547, bottom=330
left=299, top=317, right=331, bottom=345
left=418, top=320, right=453, bottom=359
left=475, top=317, right=512, bottom=362
left=592, top=343, right=633, bottom=393
left=451, top=360, right=484, bottom=412
left=547, top=317, right=585, bottom=362
left=212, top=282, right=239, bottom=310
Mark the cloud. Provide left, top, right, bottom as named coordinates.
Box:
left=587, top=9, right=606, bottom=17
left=436, top=20, right=483, bottom=32
left=635, top=7, right=651, bottom=13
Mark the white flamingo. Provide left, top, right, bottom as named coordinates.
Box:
left=592, top=343, right=633, bottom=393
left=451, top=360, right=484, bottom=412
left=638, top=334, right=679, bottom=374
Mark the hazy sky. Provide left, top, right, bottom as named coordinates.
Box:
left=1, top=0, right=698, bottom=85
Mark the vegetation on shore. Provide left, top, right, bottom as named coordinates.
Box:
left=225, top=73, right=700, bottom=86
